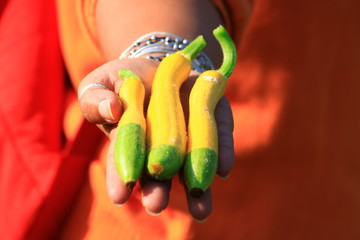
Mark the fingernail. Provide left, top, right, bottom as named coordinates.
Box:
left=193, top=217, right=208, bottom=223
left=145, top=208, right=161, bottom=216
left=219, top=173, right=230, bottom=179
left=98, top=100, right=115, bottom=122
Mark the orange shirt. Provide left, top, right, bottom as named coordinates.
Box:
left=57, top=0, right=360, bottom=239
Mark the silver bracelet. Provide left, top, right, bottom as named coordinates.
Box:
left=119, top=32, right=214, bottom=73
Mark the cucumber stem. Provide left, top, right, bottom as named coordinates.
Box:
left=118, top=68, right=140, bottom=80
left=179, top=35, right=207, bottom=61
left=213, top=25, right=237, bottom=78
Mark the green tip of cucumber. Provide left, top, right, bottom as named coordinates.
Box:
left=125, top=181, right=136, bottom=191
left=213, top=25, right=237, bottom=78
left=180, top=35, right=207, bottom=61
left=118, top=69, right=140, bottom=80
left=149, top=162, right=164, bottom=176
left=189, top=187, right=204, bottom=198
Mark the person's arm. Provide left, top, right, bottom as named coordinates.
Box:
left=95, top=0, right=224, bottom=66
left=78, top=0, right=235, bottom=222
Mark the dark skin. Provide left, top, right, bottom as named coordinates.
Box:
left=78, top=0, right=236, bottom=221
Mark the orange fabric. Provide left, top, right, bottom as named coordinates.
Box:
left=0, top=0, right=64, bottom=239
left=56, top=0, right=103, bottom=91
left=56, top=0, right=360, bottom=239
left=1, top=0, right=106, bottom=239
left=60, top=141, right=192, bottom=240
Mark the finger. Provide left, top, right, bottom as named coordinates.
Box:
left=186, top=187, right=213, bottom=222
left=78, top=84, right=122, bottom=125
left=106, top=129, right=132, bottom=205
left=180, top=71, right=200, bottom=120
left=141, top=175, right=171, bottom=215
left=215, top=96, right=235, bottom=178
left=78, top=59, right=159, bottom=125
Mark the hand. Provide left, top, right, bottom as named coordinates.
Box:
left=78, top=58, right=235, bottom=221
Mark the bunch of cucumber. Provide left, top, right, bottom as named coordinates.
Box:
left=114, top=25, right=236, bottom=197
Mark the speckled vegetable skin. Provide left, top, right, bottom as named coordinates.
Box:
left=184, top=25, right=237, bottom=197
left=114, top=69, right=146, bottom=189
left=146, top=36, right=206, bottom=180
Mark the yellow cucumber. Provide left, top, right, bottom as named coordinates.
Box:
left=184, top=25, right=237, bottom=197
left=114, top=69, right=146, bottom=189
left=146, top=36, right=207, bottom=180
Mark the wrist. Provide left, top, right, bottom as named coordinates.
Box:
left=119, top=32, right=214, bottom=73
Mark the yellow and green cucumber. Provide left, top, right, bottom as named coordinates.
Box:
left=114, top=69, right=146, bottom=189
left=146, top=36, right=207, bottom=180
left=184, top=25, right=237, bottom=197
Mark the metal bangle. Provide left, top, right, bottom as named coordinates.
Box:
left=119, top=32, right=214, bottom=73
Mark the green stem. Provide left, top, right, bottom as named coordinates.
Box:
left=118, top=68, right=140, bottom=80
left=213, top=25, right=237, bottom=78
left=179, top=35, right=207, bottom=61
